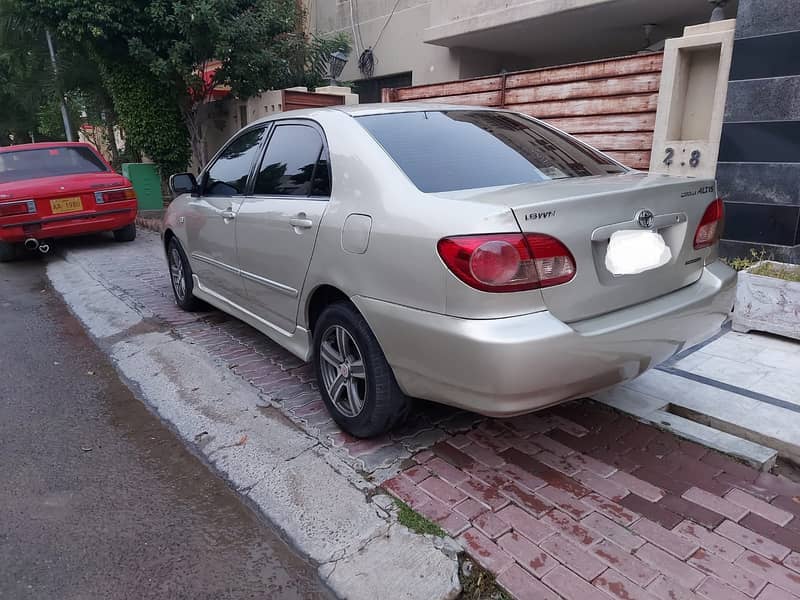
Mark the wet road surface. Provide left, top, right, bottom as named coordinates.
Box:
left=0, top=255, right=331, bottom=600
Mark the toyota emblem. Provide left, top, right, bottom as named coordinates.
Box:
left=636, top=209, right=655, bottom=229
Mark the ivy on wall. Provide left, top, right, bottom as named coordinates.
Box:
left=101, top=63, right=190, bottom=177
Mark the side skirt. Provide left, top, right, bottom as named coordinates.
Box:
left=192, top=276, right=312, bottom=362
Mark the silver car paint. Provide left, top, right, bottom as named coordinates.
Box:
left=163, top=103, right=736, bottom=416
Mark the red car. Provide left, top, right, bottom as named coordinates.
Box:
left=0, top=142, right=138, bottom=261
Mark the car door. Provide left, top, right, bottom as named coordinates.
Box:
left=186, top=125, right=268, bottom=305
left=235, top=121, right=331, bottom=334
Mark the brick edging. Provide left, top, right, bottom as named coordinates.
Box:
left=135, top=215, right=163, bottom=234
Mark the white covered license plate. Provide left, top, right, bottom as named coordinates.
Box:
left=605, top=230, right=672, bottom=275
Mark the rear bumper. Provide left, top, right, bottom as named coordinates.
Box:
left=353, top=261, right=736, bottom=416
left=0, top=205, right=136, bottom=243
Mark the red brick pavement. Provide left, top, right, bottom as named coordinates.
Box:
left=66, top=232, right=800, bottom=600
left=384, top=409, right=800, bottom=600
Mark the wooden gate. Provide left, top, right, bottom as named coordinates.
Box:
left=282, top=89, right=345, bottom=112
left=381, top=53, right=663, bottom=170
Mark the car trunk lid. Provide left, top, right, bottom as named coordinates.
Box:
left=437, top=173, right=719, bottom=323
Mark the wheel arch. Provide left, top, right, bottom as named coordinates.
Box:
left=305, top=284, right=353, bottom=335
left=163, top=227, right=176, bottom=251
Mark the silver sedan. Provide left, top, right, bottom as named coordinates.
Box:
left=163, top=104, right=735, bottom=437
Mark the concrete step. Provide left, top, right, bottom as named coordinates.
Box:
left=592, top=368, right=797, bottom=470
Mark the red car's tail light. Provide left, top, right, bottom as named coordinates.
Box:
left=694, top=197, right=725, bottom=250
left=95, top=187, right=137, bottom=204
left=437, top=233, right=576, bottom=292
left=0, top=200, right=35, bottom=217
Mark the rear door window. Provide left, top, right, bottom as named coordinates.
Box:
left=0, top=146, right=108, bottom=183
left=357, top=110, right=626, bottom=193
left=253, top=124, right=328, bottom=197
left=203, top=126, right=267, bottom=196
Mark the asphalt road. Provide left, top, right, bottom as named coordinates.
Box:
left=0, top=255, right=331, bottom=600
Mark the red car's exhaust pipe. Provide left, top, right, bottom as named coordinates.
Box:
left=24, top=238, right=39, bottom=251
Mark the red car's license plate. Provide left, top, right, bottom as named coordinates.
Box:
left=50, top=197, right=84, bottom=214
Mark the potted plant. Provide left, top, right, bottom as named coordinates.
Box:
left=731, top=254, right=800, bottom=341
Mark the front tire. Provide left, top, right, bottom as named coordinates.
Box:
left=167, top=237, right=202, bottom=311
left=0, top=241, right=20, bottom=262
left=113, top=223, right=137, bottom=242
left=313, top=303, right=410, bottom=438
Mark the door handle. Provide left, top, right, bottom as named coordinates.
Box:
left=289, top=217, right=313, bottom=229
left=220, top=209, right=236, bottom=220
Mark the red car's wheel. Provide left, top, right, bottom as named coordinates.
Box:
left=113, top=224, right=137, bottom=242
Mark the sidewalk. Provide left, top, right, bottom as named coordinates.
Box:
left=54, top=229, right=800, bottom=600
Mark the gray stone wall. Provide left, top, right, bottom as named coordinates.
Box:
left=718, top=0, right=800, bottom=263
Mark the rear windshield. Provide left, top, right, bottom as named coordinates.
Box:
left=0, top=146, right=108, bottom=183
left=357, top=110, right=626, bottom=193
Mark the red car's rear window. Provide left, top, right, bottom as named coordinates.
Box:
left=0, top=147, right=108, bottom=184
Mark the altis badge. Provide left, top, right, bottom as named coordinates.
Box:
left=681, top=185, right=715, bottom=198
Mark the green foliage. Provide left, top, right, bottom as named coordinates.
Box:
left=36, top=93, right=81, bottom=141
left=284, top=31, right=352, bottom=89
left=102, top=63, right=189, bottom=177
left=22, top=0, right=308, bottom=170
left=394, top=499, right=446, bottom=537
left=4, top=0, right=334, bottom=171
left=0, top=1, right=50, bottom=143
left=748, top=262, right=800, bottom=282
left=724, top=248, right=770, bottom=271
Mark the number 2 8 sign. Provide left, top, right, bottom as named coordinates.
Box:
left=664, top=147, right=701, bottom=168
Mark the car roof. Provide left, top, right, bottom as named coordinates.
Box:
left=332, top=102, right=498, bottom=116
left=248, top=102, right=498, bottom=127
left=0, top=141, right=96, bottom=154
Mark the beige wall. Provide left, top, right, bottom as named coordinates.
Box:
left=309, top=1, right=461, bottom=85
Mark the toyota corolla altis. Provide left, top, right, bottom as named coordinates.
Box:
left=163, top=104, right=735, bottom=437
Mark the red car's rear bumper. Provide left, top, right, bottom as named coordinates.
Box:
left=0, top=203, right=137, bottom=243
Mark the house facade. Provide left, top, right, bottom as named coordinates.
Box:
left=307, top=0, right=736, bottom=102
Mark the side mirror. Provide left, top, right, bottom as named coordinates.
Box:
left=169, top=172, right=198, bottom=196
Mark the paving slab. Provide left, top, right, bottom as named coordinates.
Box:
left=319, top=524, right=461, bottom=600
left=247, top=448, right=388, bottom=564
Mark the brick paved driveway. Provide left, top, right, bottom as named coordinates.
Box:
left=62, top=231, right=800, bottom=600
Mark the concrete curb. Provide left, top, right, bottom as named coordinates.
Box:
left=46, top=251, right=461, bottom=600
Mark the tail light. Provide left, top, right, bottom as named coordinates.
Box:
left=94, top=187, right=137, bottom=204
left=694, top=198, right=725, bottom=250
left=0, top=200, right=35, bottom=217
left=437, top=233, right=576, bottom=292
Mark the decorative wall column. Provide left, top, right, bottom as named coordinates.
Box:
left=649, top=19, right=736, bottom=180
left=716, top=0, right=800, bottom=263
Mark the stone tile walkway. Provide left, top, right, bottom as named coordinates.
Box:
left=671, top=331, right=800, bottom=408
left=60, top=231, right=800, bottom=600
left=383, top=407, right=800, bottom=600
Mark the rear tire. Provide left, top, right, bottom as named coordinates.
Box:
left=313, top=302, right=410, bottom=438
left=113, top=223, right=137, bottom=242
left=0, top=241, right=20, bottom=262
left=167, top=237, right=203, bottom=311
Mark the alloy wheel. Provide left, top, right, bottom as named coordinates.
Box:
left=319, top=325, right=367, bottom=418
left=169, top=247, right=186, bottom=302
